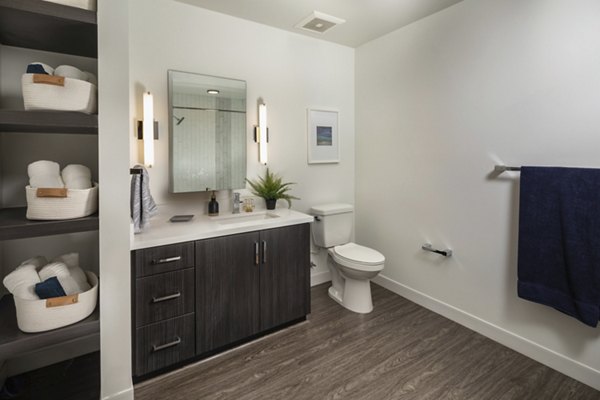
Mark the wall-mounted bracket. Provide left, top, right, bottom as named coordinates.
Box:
left=422, top=243, right=453, bottom=257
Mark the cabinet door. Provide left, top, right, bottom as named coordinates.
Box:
left=196, top=231, right=260, bottom=354
left=259, top=223, right=311, bottom=331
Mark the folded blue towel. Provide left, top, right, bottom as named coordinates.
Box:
left=518, top=166, right=600, bottom=327
left=26, top=64, right=49, bottom=75
left=34, top=277, right=66, bottom=299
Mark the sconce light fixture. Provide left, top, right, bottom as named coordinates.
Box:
left=137, top=91, right=159, bottom=167
left=254, top=103, right=268, bottom=165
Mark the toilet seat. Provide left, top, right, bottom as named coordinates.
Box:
left=330, top=242, right=385, bottom=272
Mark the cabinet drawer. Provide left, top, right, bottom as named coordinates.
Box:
left=134, top=242, right=194, bottom=277
left=134, top=313, right=195, bottom=377
left=135, top=268, right=194, bottom=327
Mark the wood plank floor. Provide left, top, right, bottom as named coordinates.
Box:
left=135, top=283, right=600, bottom=400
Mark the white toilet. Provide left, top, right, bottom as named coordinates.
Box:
left=310, top=203, right=385, bottom=314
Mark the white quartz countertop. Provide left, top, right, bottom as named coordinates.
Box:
left=131, top=207, right=314, bottom=250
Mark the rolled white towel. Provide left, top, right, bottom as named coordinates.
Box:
left=62, top=164, right=92, bottom=189
left=54, top=65, right=86, bottom=81
left=3, top=263, right=41, bottom=300
left=29, top=174, right=64, bottom=188
left=28, top=160, right=60, bottom=177
left=62, top=164, right=91, bottom=180
left=65, top=177, right=92, bottom=189
left=52, top=252, right=78, bottom=269
left=39, top=262, right=81, bottom=296
left=19, top=255, right=48, bottom=271
left=52, top=253, right=91, bottom=292
left=83, top=71, right=97, bottom=86
left=28, top=160, right=64, bottom=188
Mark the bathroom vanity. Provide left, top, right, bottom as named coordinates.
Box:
left=130, top=209, right=313, bottom=379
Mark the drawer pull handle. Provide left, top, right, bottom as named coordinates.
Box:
left=152, top=292, right=181, bottom=303
left=152, top=256, right=182, bottom=265
left=152, top=336, right=181, bottom=352
left=262, top=241, right=267, bottom=264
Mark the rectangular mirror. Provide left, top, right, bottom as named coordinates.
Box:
left=168, top=70, right=247, bottom=193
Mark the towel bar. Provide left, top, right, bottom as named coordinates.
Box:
left=494, top=165, right=521, bottom=173
left=130, top=168, right=142, bottom=175
left=422, top=243, right=453, bottom=257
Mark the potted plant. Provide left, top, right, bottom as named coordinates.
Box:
left=246, top=168, right=299, bottom=210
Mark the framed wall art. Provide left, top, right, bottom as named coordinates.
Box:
left=307, top=108, right=339, bottom=164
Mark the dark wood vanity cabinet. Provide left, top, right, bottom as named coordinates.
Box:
left=132, top=242, right=196, bottom=377
left=132, top=223, right=310, bottom=378
left=195, top=231, right=261, bottom=353
left=195, top=223, right=311, bottom=354
left=258, top=224, right=311, bottom=331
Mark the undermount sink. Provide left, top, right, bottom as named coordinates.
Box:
left=213, top=212, right=280, bottom=226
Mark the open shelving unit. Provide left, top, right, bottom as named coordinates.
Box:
left=0, top=207, right=98, bottom=240
left=0, top=110, right=98, bottom=134
left=0, top=0, right=97, bottom=58
left=0, top=295, right=99, bottom=361
left=0, top=0, right=100, bottom=380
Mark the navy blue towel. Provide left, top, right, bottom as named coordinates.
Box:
left=518, top=166, right=600, bottom=327
left=35, top=277, right=66, bottom=299
left=26, top=64, right=49, bottom=75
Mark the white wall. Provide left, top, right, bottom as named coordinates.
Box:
left=356, top=0, right=600, bottom=390
left=97, top=1, right=354, bottom=398
left=98, top=1, right=134, bottom=399
left=128, top=0, right=355, bottom=283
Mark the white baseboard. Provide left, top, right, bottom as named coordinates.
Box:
left=102, top=387, right=134, bottom=400
left=311, top=270, right=331, bottom=287
left=373, top=274, right=600, bottom=391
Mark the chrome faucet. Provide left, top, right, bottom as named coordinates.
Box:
left=232, top=192, right=241, bottom=214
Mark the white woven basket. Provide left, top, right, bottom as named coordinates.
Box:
left=22, top=73, right=97, bottom=114
left=26, top=183, right=98, bottom=220
left=14, top=271, right=98, bottom=333
left=42, top=0, right=97, bottom=11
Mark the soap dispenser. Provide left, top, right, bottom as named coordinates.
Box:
left=208, top=191, right=219, bottom=216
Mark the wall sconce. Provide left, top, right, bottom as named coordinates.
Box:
left=254, top=103, right=268, bottom=165
left=137, top=91, right=159, bottom=167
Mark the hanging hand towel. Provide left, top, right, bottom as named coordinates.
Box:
left=130, top=165, right=158, bottom=234
left=518, top=166, right=600, bottom=327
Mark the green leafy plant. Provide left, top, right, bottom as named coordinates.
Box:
left=246, top=168, right=299, bottom=209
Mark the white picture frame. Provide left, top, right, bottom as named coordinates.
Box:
left=307, top=108, right=339, bottom=164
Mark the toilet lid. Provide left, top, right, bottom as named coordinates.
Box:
left=333, top=243, right=385, bottom=266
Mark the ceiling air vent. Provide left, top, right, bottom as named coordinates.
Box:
left=295, top=11, right=345, bottom=34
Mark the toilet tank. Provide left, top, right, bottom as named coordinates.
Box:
left=310, top=203, right=354, bottom=248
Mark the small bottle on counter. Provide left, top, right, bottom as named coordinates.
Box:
left=243, top=198, right=255, bottom=212
left=208, top=191, right=219, bottom=216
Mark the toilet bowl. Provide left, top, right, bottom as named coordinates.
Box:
left=310, top=204, right=385, bottom=314
left=327, top=243, right=385, bottom=313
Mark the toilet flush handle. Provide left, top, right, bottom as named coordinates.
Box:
left=314, top=216, right=321, bottom=222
